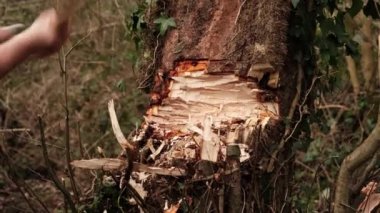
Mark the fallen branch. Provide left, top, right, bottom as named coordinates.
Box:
left=71, top=158, right=187, bottom=177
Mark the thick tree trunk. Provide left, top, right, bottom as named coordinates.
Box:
left=73, top=0, right=297, bottom=212
left=141, top=0, right=294, bottom=212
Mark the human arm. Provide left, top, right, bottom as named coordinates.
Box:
left=0, top=9, right=68, bottom=78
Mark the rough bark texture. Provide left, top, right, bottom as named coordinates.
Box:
left=143, top=0, right=293, bottom=212
left=72, top=1, right=295, bottom=212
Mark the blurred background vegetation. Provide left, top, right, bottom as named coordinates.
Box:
left=0, top=0, right=379, bottom=212
left=0, top=0, right=148, bottom=211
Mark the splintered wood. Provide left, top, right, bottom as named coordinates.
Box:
left=141, top=60, right=279, bottom=164
left=72, top=60, right=279, bottom=178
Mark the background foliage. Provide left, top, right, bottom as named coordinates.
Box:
left=0, top=0, right=148, bottom=211
left=290, top=0, right=380, bottom=211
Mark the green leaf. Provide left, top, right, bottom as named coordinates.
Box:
left=154, top=16, right=176, bottom=35
left=292, top=0, right=300, bottom=8
left=348, top=0, right=363, bottom=17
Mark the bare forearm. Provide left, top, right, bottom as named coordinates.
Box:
left=0, top=8, right=68, bottom=79
left=0, top=31, right=36, bottom=78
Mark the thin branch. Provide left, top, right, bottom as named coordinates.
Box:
left=12, top=180, right=38, bottom=212
left=22, top=180, right=50, bottom=213
left=267, top=71, right=321, bottom=172
left=76, top=122, right=85, bottom=159
left=38, top=117, right=77, bottom=213
left=125, top=184, right=149, bottom=213
left=235, top=0, right=247, bottom=25
left=316, top=104, right=349, bottom=110
left=378, top=35, right=380, bottom=87
left=0, top=128, right=31, bottom=133
left=286, top=62, right=303, bottom=124
left=284, top=75, right=320, bottom=142
left=59, top=48, right=80, bottom=202
left=139, top=35, right=159, bottom=89
left=65, top=31, right=92, bottom=58
left=1, top=168, right=38, bottom=213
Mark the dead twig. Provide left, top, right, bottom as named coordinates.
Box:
left=59, top=47, right=80, bottom=202
left=38, top=117, right=77, bottom=213
left=125, top=184, right=149, bottom=213
left=108, top=99, right=138, bottom=190
left=1, top=168, right=38, bottom=213
left=0, top=128, right=31, bottom=133
left=267, top=66, right=320, bottom=172
left=0, top=142, right=48, bottom=212
left=22, top=181, right=50, bottom=213
left=316, top=104, right=349, bottom=110
left=284, top=75, right=320, bottom=142
left=71, top=158, right=187, bottom=176
left=234, top=0, right=247, bottom=25
left=139, top=35, right=159, bottom=89
left=108, top=100, right=135, bottom=150
left=76, top=122, right=85, bottom=159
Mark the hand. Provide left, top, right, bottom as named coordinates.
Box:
left=26, top=8, right=69, bottom=56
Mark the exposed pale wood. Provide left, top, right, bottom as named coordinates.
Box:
left=147, top=72, right=278, bottom=131
left=0, top=128, right=31, bottom=133
left=71, top=158, right=127, bottom=170
left=200, top=115, right=220, bottom=162
left=71, top=159, right=187, bottom=176
left=144, top=69, right=279, bottom=166
left=134, top=163, right=187, bottom=177
left=149, top=141, right=165, bottom=160
left=250, top=63, right=275, bottom=73
left=108, top=99, right=135, bottom=150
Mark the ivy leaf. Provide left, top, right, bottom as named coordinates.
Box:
left=348, top=0, right=363, bottom=17
left=154, top=16, right=176, bottom=36
left=291, top=0, right=300, bottom=8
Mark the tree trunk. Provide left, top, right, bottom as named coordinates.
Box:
left=73, top=0, right=299, bottom=212
left=141, top=0, right=294, bottom=212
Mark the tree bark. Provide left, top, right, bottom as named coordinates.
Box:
left=73, top=0, right=298, bottom=212
left=142, top=0, right=294, bottom=212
